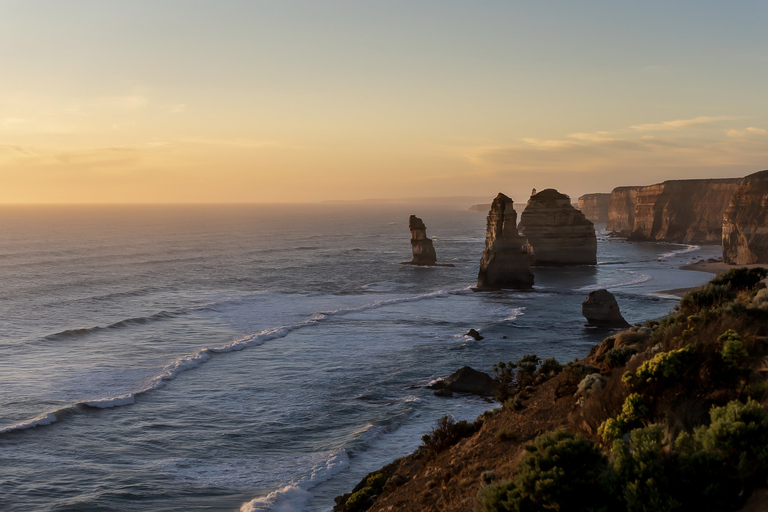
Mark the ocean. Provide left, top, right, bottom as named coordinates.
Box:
left=0, top=203, right=720, bottom=512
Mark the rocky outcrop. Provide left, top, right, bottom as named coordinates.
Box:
left=723, top=170, right=768, bottom=264
left=476, top=194, right=534, bottom=289
left=465, top=329, right=483, bottom=341
left=582, top=289, right=630, bottom=328
left=404, top=215, right=438, bottom=265
left=606, top=186, right=641, bottom=235
left=519, top=189, right=597, bottom=266
left=630, top=178, right=740, bottom=243
left=427, top=366, right=496, bottom=396
left=577, top=193, right=611, bottom=223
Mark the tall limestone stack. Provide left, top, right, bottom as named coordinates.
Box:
left=519, top=189, right=597, bottom=266
left=630, top=178, right=741, bottom=243
left=476, top=193, right=534, bottom=289
left=406, top=215, right=438, bottom=265
left=723, top=170, right=768, bottom=264
left=577, top=193, right=611, bottom=223
left=607, top=186, right=641, bottom=235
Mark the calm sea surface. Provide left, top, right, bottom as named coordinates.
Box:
left=0, top=204, right=719, bottom=511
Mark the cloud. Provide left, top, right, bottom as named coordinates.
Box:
left=630, top=116, right=735, bottom=132
left=748, top=127, right=767, bottom=135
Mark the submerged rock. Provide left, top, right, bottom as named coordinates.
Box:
left=519, top=189, right=597, bottom=266
left=465, top=329, right=483, bottom=341
left=723, top=170, right=768, bottom=264
left=428, top=366, right=496, bottom=396
left=582, top=289, right=630, bottom=328
left=476, top=193, right=534, bottom=290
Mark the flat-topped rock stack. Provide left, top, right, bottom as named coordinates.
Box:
left=519, top=189, right=597, bottom=266
left=723, top=170, right=768, bottom=264
left=476, top=193, right=534, bottom=290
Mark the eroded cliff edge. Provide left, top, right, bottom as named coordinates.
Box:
left=604, top=178, right=740, bottom=243
left=577, top=193, right=611, bottom=223
left=723, top=170, right=768, bottom=264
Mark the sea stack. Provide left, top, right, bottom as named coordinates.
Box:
left=723, top=170, right=768, bottom=264
left=582, top=289, right=630, bottom=328
left=406, top=215, right=437, bottom=265
left=476, top=193, right=534, bottom=290
left=519, top=189, right=597, bottom=266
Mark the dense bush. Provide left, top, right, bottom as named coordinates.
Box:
left=605, top=346, right=637, bottom=368
left=710, top=267, right=768, bottom=290
left=477, top=431, right=611, bottom=512
left=598, top=393, right=649, bottom=441
left=718, top=329, right=748, bottom=370
left=420, top=415, right=477, bottom=455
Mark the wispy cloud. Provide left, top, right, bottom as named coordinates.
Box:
left=93, top=94, right=149, bottom=110
left=630, top=115, right=735, bottom=132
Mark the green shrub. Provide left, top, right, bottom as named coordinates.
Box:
left=598, top=393, right=649, bottom=441
left=751, top=288, right=768, bottom=309
left=420, top=415, right=476, bottom=454
left=537, top=357, right=563, bottom=377
left=623, top=346, right=692, bottom=388
left=718, top=329, right=748, bottom=370
left=605, top=346, right=637, bottom=368
left=577, top=373, right=606, bottom=397
left=621, top=393, right=650, bottom=422
left=476, top=431, right=611, bottom=512
left=680, top=283, right=733, bottom=310
left=694, top=399, right=768, bottom=478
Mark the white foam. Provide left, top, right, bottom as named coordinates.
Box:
left=240, top=450, right=350, bottom=512
left=575, top=269, right=653, bottom=291
left=0, top=412, right=58, bottom=434
left=659, top=244, right=700, bottom=260
left=82, top=395, right=136, bottom=408
left=503, top=307, right=526, bottom=321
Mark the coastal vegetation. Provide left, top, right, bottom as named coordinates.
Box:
left=334, top=268, right=768, bottom=512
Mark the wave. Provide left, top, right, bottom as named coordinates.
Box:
left=574, top=270, right=653, bottom=291
left=658, top=244, right=700, bottom=260
left=43, top=310, right=186, bottom=341
left=2, top=289, right=454, bottom=436
left=239, top=449, right=350, bottom=512
left=503, top=307, right=526, bottom=322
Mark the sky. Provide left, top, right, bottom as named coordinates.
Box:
left=1, top=0, right=767, bottom=204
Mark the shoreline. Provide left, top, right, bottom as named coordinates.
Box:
left=654, top=260, right=768, bottom=298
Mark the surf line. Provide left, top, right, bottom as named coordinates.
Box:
left=0, top=288, right=455, bottom=436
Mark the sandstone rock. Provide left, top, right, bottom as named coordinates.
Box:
left=577, top=193, right=611, bottom=223
left=582, top=289, right=630, bottom=328
left=630, top=178, right=740, bottom=243
left=723, top=170, right=768, bottom=264
left=519, top=189, right=597, bottom=266
left=465, top=329, right=483, bottom=341
left=606, top=186, right=641, bottom=234
left=428, top=366, right=496, bottom=396
left=404, top=215, right=437, bottom=265
left=476, top=193, right=534, bottom=289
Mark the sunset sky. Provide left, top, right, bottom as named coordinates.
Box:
left=2, top=1, right=767, bottom=203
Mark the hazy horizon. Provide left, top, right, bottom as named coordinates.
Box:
left=2, top=1, right=767, bottom=203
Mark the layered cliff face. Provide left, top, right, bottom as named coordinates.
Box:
left=577, top=193, right=611, bottom=223
left=406, top=215, right=437, bottom=265
left=476, top=193, right=534, bottom=289
left=606, top=186, right=640, bottom=234
left=630, top=178, right=740, bottom=243
left=723, top=170, right=768, bottom=264
left=519, top=189, right=597, bottom=266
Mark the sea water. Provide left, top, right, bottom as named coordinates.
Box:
left=0, top=204, right=720, bottom=511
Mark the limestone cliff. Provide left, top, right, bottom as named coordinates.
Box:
left=630, top=178, right=740, bottom=243
left=519, top=189, right=597, bottom=266
left=476, top=193, right=534, bottom=289
left=577, top=193, right=611, bottom=223
left=405, top=215, right=437, bottom=265
left=606, top=186, right=641, bottom=234
left=723, top=170, right=768, bottom=264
